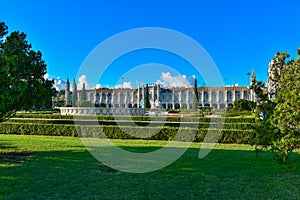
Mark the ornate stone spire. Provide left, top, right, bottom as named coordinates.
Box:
left=250, top=69, right=256, bottom=86
left=72, top=78, right=77, bottom=107
left=65, top=77, right=71, bottom=106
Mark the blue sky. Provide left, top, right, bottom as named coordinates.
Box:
left=1, top=0, right=300, bottom=89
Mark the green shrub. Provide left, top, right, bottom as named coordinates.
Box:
left=0, top=123, right=78, bottom=137
left=79, top=101, right=93, bottom=107
left=0, top=123, right=255, bottom=144
left=7, top=118, right=255, bottom=130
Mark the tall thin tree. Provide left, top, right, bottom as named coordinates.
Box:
left=144, top=84, right=151, bottom=109
left=192, top=78, right=199, bottom=111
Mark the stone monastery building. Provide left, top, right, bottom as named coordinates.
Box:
left=65, top=71, right=258, bottom=110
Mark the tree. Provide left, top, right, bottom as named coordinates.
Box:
left=144, top=84, right=151, bottom=109
left=233, top=99, right=255, bottom=111
left=79, top=100, right=92, bottom=107
left=249, top=79, right=275, bottom=120
left=192, top=78, right=199, bottom=111
left=80, top=83, right=86, bottom=102
left=72, top=79, right=77, bottom=107
left=252, top=49, right=300, bottom=162
left=0, top=22, right=55, bottom=121
left=267, top=52, right=289, bottom=100
left=250, top=80, right=268, bottom=105
left=270, top=52, right=300, bottom=162
left=53, top=90, right=66, bottom=107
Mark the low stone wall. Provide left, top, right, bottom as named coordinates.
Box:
left=59, top=107, right=146, bottom=116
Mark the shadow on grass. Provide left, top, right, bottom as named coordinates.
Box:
left=0, top=139, right=32, bottom=164
left=0, top=140, right=300, bottom=199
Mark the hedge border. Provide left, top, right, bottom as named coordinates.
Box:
left=14, top=113, right=255, bottom=123
left=0, top=123, right=255, bottom=144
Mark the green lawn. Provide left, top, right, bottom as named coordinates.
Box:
left=0, top=135, right=299, bottom=199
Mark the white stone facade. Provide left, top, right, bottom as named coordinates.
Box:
left=66, top=83, right=254, bottom=110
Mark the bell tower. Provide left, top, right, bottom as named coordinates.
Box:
left=249, top=69, right=257, bottom=102
left=65, top=77, right=70, bottom=106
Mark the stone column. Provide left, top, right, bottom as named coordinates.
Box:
left=216, top=90, right=220, bottom=109
left=137, top=85, right=140, bottom=108
left=171, top=91, right=174, bottom=109
left=224, top=89, right=228, bottom=106
left=122, top=92, right=128, bottom=108
left=112, top=92, right=115, bottom=107
left=131, top=92, right=134, bottom=108
left=94, top=91, right=97, bottom=105
left=241, top=89, right=244, bottom=99
left=201, top=89, right=205, bottom=106
left=99, top=92, right=102, bottom=105
left=189, top=90, right=193, bottom=110
left=142, top=85, right=145, bottom=108
left=118, top=92, right=121, bottom=108
left=232, top=89, right=236, bottom=103
left=209, top=89, right=212, bottom=107
left=186, top=90, right=189, bottom=109
left=157, top=84, right=160, bottom=108
left=107, top=92, right=110, bottom=108
left=179, top=90, right=182, bottom=109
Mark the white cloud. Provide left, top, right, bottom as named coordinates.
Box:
left=114, top=82, right=133, bottom=89
left=77, top=74, right=91, bottom=90
left=44, top=73, right=66, bottom=91
left=94, top=84, right=102, bottom=89
left=156, top=72, right=192, bottom=88
left=44, top=73, right=50, bottom=80
left=54, top=77, right=66, bottom=91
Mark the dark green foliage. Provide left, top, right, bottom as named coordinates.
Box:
left=0, top=22, right=8, bottom=38
left=250, top=81, right=268, bottom=105
left=4, top=111, right=257, bottom=144
left=14, top=113, right=256, bottom=123
left=7, top=118, right=255, bottom=130
left=268, top=51, right=289, bottom=99
left=72, top=79, right=77, bottom=107
left=269, top=52, right=300, bottom=162
left=79, top=100, right=92, bottom=107
left=234, top=99, right=256, bottom=111
left=0, top=123, right=78, bottom=136
left=15, top=113, right=73, bottom=119
left=253, top=49, right=300, bottom=162
left=0, top=122, right=255, bottom=144
left=0, top=22, right=55, bottom=121
left=192, top=78, right=198, bottom=111
left=255, top=100, right=276, bottom=120
left=52, top=90, right=66, bottom=107
left=144, top=84, right=151, bottom=109
left=80, top=83, right=86, bottom=102
left=167, top=110, right=180, bottom=114
left=224, top=110, right=253, bottom=117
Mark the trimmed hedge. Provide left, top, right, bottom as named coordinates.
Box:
left=0, top=123, right=255, bottom=144
left=0, top=123, right=78, bottom=137
left=15, top=113, right=73, bottom=119
left=14, top=113, right=255, bottom=123
left=7, top=118, right=256, bottom=130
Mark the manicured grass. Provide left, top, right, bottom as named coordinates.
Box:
left=0, top=135, right=299, bottom=199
